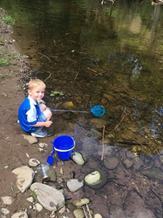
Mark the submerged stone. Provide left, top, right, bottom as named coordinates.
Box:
left=122, top=158, right=134, bottom=169
left=141, top=168, right=163, bottom=181
left=104, top=157, right=119, bottom=170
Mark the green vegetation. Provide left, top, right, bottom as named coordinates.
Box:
left=3, top=15, right=15, bottom=25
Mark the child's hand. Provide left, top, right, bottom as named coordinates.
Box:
left=44, top=120, right=53, bottom=127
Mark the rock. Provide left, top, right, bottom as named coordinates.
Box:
left=73, top=208, right=84, bottom=218
left=26, top=196, right=34, bottom=203
left=71, top=152, right=86, bottom=165
left=1, top=208, right=10, bottom=215
left=22, top=134, right=38, bottom=144
left=1, top=196, right=13, bottom=205
left=73, top=198, right=90, bottom=207
left=122, top=158, right=134, bottom=169
left=33, top=203, right=43, bottom=212
left=94, top=214, right=103, bottom=218
left=84, top=170, right=108, bottom=189
left=39, top=142, right=48, bottom=148
left=141, top=168, right=163, bottom=181
left=67, top=179, right=84, bottom=192
left=12, top=166, right=35, bottom=193
left=11, top=211, right=28, bottom=218
left=63, top=101, right=76, bottom=110
left=30, top=182, right=65, bottom=211
left=28, top=158, right=40, bottom=167
left=104, top=157, right=119, bottom=170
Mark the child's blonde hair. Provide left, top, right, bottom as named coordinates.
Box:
left=28, top=79, right=46, bottom=90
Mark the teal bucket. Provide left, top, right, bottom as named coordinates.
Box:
left=53, top=135, right=75, bottom=161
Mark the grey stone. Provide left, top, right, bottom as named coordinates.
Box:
left=104, top=157, right=119, bottom=170
left=11, top=211, right=28, bottom=218
left=67, top=179, right=84, bottom=192
left=122, top=158, right=134, bottom=169
left=30, top=182, right=65, bottom=211
left=1, top=196, right=13, bottom=205
left=141, top=168, right=163, bottom=181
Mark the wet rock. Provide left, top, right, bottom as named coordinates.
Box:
left=28, top=158, right=40, bottom=167
left=11, top=211, right=28, bottom=218
left=12, top=166, right=35, bottom=193
left=141, top=168, right=163, bottom=181
left=73, top=208, right=84, bottom=218
left=73, top=198, right=90, bottom=207
left=84, top=170, right=108, bottom=189
left=1, top=196, right=13, bottom=205
left=71, top=152, right=86, bottom=165
left=67, top=179, right=84, bottom=192
left=109, top=204, right=125, bottom=218
left=122, top=158, right=134, bottom=169
left=22, top=134, right=38, bottom=144
left=30, top=182, right=65, bottom=211
left=90, top=118, right=108, bottom=129
left=103, top=157, right=119, bottom=170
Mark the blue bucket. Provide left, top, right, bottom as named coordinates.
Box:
left=53, top=135, right=75, bottom=161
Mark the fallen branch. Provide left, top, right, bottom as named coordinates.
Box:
left=101, top=125, right=105, bottom=160
left=113, top=112, right=130, bottom=132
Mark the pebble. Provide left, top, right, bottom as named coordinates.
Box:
left=11, top=211, right=28, bottom=218
left=94, top=214, right=103, bottom=218
left=28, top=158, right=40, bottom=167
left=103, top=157, right=119, bottom=170
left=85, top=171, right=101, bottom=185
left=33, top=203, right=43, bottom=212
left=26, top=196, right=34, bottom=203
left=73, top=208, right=84, bottom=218
left=1, top=208, right=10, bottom=215
left=71, top=152, right=85, bottom=165
left=67, top=179, right=84, bottom=192
left=73, top=198, right=90, bottom=207
left=1, top=196, right=13, bottom=205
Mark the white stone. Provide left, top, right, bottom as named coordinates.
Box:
left=11, top=211, right=28, bottom=218
left=84, top=171, right=101, bottom=185
left=1, top=196, right=13, bottom=205
left=28, top=158, right=40, bottom=167
left=12, top=166, right=35, bottom=193
left=30, top=182, right=65, bottom=211
left=26, top=196, right=34, bottom=203
left=33, top=203, right=43, bottom=212
left=71, top=152, right=85, bottom=165
left=1, top=208, right=10, bottom=215
left=67, top=179, right=84, bottom=192
left=94, top=214, right=103, bottom=218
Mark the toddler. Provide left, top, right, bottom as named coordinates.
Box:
left=18, top=79, right=53, bottom=137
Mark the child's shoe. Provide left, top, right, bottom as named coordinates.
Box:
left=31, top=127, right=47, bottom=138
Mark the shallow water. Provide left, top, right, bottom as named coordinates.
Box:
left=1, top=0, right=163, bottom=217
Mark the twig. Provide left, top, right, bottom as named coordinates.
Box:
left=44, top=72, right=51, bottom=81
left=37, top=52, right=51, bottom=62
left=101, top=125, right=105, bottom=160
left=113, top=113, right=130, bottom=132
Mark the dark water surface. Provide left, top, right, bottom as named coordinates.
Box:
left=1, top=0, right=163, bottom=217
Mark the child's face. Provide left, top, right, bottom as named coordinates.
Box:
left=28, top=85, right=45, bottom=102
